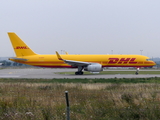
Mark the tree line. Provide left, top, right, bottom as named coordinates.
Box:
left=0, top=60, right=28, bottom=67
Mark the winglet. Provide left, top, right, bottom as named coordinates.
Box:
left=56, top=51, right=63, bottom=60
left=65, top=52, right=68, bottom=55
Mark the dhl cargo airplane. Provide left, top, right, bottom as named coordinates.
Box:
left=8, top=32, right=156, bottom=75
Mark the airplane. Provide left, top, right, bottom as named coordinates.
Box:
left=8, top=32, right=156, bottom=75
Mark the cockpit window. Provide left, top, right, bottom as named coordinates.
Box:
left=146, top=59, right=152, bottom=61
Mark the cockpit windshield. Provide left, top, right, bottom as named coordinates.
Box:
left=146, top=59, right=152, bottom=61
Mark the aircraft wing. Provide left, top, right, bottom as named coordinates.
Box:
left=56, top=51, right=90, bottom=67
left=61, top=59, right=90, bottom=67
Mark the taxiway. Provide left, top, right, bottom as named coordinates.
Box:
left=0, top=68, right=160, bottom=79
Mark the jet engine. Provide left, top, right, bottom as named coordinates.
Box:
left=84, top=63, right=103, bottom=72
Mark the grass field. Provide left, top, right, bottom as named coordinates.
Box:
left=0, top=77, right=160, bottom=83
left=0, top=78, right=160, bottom=120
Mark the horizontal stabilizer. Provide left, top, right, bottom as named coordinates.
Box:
left=9, top=57, right=28, bottom=61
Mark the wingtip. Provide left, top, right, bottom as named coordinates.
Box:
left=56, top=51, right=63, bottom=60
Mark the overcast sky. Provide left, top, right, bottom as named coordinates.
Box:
left=0, top=0, right=160, bottom=58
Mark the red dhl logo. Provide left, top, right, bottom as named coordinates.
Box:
left=108, top=58, right=137, bottom=64
left=14, top=46, right=29, bottom=49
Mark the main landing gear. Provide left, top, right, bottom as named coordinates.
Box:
left=75, top=66, right=84, bottom=75
left=135, top=67, right=139, bottom=75
left=75, top=71, right=83, bottom=75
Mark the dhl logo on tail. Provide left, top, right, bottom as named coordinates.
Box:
left=14, top=46, right=29, bottom=49
left=108, top=58, right=137, bottom=64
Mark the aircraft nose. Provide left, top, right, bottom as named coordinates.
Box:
left=152, top=61, right=156, bottom=66
left=154, top=62, right=156, bottom=65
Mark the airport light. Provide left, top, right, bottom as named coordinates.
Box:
left=111, top=50, right=113, bottom=54
left=140, top=50, right=143, bottom=55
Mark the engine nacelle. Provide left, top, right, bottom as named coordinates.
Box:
left=84, top=64, right=103, bottom=72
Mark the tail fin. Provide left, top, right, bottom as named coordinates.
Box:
left=8, top=32, right=37, bottom=57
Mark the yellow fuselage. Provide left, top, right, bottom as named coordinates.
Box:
left=9, top=54, right=156, bottom=68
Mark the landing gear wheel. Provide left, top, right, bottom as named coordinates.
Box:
left=79, top=72, right=83, bottom=75
left=75, top=72, right=79, bottom=75
left=135, top=72, right=139, bottom=75
left=75, top=72, right=83, bottom=75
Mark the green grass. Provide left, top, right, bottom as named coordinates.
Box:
left=58, top=70, right=160, bottom=75
left=0, top=77, right=160, bottom=84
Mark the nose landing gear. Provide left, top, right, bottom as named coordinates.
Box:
left=135, top=67, right=139, bottom=75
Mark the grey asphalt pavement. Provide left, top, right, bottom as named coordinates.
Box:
left=0, top=68, right=160, bottom=79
